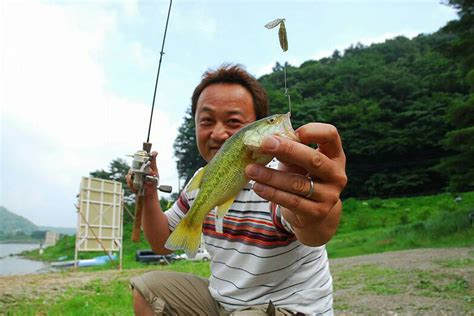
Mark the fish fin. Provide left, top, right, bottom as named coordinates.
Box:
left=165, top=217, right=202, bottom=258
left=186, top=166, right=207, bottom=192
left=216, top=197, right=235, bottom=218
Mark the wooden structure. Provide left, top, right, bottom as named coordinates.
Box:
left=75, top=177, right=124, bottom=270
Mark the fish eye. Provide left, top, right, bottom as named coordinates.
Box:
left=268, top=117, right=275, bottom=123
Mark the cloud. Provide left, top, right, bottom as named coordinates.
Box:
left=120, top=0, right=140, bottom=18
left=1, top=0, right=178, bottom=226
left=130, top=41, right=154, bottom=70
left=173, top=5, right=217, bottom=40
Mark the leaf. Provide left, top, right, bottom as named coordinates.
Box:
left=279, top=21, right=288, bottom=52
left=264, top=18, right=284, bottom=29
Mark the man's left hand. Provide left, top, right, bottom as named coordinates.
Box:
left=245, top=123, right=347, bottom=245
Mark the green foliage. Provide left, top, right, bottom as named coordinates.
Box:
left=173, top=107, right=206, bottom=187
left=261, top=31, right=472, bottom=197
left=31, top=230, right=47, bottom=240
left=436, top=94, right=474, bottom=191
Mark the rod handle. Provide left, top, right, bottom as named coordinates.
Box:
left=132, top=195, right=144, bottom=242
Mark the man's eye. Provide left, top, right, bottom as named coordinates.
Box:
left=228, top=119, right=243, bottom=126
left=199, top=118, right=213, bottom=125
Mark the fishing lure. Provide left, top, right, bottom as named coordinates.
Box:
left=264, top=18, right=288, bottom=52
left=265, top=18, right=291, bottom=113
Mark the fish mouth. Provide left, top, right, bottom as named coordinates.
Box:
left=281, top=112, right=299, bottom=141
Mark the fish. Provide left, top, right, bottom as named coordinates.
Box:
left=165, top=113, right=299, bottom=257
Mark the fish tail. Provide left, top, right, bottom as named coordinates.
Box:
left=165, top=216, right=202, bottom=258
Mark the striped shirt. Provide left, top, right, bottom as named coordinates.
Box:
left=165, top=162, right=333, bottom=315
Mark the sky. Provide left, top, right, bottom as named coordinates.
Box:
left=0, top=0, right=458, bottom=228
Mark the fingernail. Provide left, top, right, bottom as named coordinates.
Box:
left=246, top=165, right=260, bottom=178
left=263, top=136, right=279, bottom=151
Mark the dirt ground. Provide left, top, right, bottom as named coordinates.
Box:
left=330, top=247, right=474, bottom=315
left=1, top=247, right=473, bottom=315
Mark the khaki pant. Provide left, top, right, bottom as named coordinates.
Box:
left=131, top=271, right=300, bottom=316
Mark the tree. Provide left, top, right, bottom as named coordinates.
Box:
left=31, top=230, right=47, bottom=240
left=442, top=0, right=474, bottom=70
left=436, top=0, right=474, bottom=192
left=436, top=94, right=474, bottom=192
left=173, top=108, right=206, bottom=186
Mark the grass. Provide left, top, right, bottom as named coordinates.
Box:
left=327, top=191, right=474, bottom=258
left=6, top=278, right=134, bottom=316
left=4, top=261, right=211, bottom=315
left=8, top=191, right=474, bottom=314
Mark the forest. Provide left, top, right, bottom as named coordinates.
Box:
left=173, top=0, right=473, bottom=199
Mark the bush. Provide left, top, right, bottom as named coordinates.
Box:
left=369, top=198, right=383, bottom=209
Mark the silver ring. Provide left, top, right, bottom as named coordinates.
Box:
left=305, top=177, right=315, bottom=198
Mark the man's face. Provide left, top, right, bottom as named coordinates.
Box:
left=195, top=83, right=257, bottom=162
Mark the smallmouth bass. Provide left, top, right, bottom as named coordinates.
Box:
left=165, top=113, right=299, bottom=257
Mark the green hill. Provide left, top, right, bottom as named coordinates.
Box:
left=259, top=29, right=472, bottom=198
left=0, top=206, right=76, bottom=240
left=0, top=206, right=38, bottom=235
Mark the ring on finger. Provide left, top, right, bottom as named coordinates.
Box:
left=305, top=177, right=315, bottom=198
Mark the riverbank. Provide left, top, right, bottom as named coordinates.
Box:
left=1, top=247, right=472, bottom=314
left=0, top=243, right=49, bottom=276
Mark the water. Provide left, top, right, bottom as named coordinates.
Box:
left=0, top=243, right=50, bottom=276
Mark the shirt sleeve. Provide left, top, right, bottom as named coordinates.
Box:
left=164, top=167, right=202, bottom=231
left=164, top=190, right=189, bottom=231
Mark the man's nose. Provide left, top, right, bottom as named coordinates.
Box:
left=210, top=123, right=230, bottom=142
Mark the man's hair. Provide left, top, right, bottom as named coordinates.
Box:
left=191, top=64, right=269, bottom=120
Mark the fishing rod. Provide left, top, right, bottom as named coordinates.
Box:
left=130, top=0, right=173, bottom=242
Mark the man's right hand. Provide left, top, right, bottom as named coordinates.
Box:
left=126, top=151, right=160, bottom=196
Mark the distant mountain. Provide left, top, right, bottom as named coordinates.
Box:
left=0, top=206, right=75, bottom=236
left=38, top=226, right=75, bottom=236
left=0, top=206, right=38, bottom=235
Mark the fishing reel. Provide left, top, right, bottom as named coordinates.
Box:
left=130, top=145, right=172, bottom=195
left=130, top=143, right=172, bottom=242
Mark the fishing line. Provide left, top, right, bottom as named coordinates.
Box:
left=284, top=65, right=291, bottom=114
left=265, top=18, right=291, bottom=115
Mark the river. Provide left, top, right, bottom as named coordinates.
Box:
left=0, top=243, right=50, bottom=276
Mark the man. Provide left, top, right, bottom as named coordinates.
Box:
left=127, top=64, right=347, bottom=315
